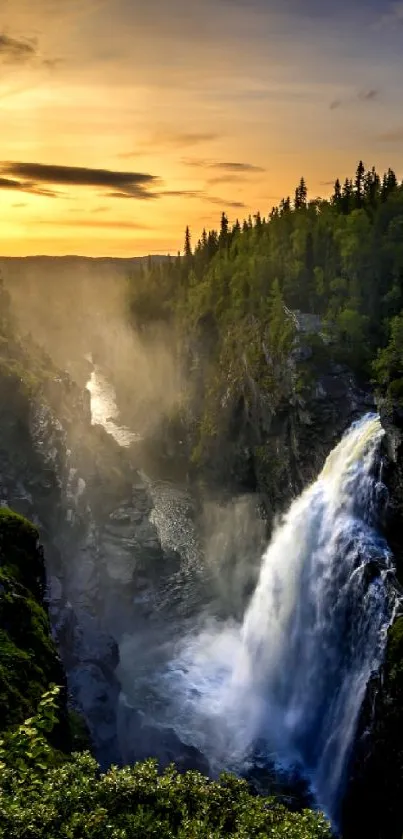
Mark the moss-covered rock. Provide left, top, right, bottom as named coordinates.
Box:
left=0, top=508, right=70, bottom=749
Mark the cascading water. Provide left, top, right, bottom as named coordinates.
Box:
left=163, top=414, right=395, bottom=825
left=86, top=365, right=139, bottom=448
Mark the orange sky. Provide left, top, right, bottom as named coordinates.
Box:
left=1, top=0, right=403, bottom=256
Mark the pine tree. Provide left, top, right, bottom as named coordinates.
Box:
left=184, top=225, right=192, bottom=257
left=363, top=166, right=380, bottom=207
left=219, top=212, right=229, bottom=248
left=207, top=229, right=219, bottom=259
left=279, top=197, right=290, bottom=215
left=381, top=167, right=398, bottom=201
left=295, top=177, right=307, bottom=209
left=354, top=160, right=365, bottom=207
left=341, top=178, right=353, bottom=214
left=333, top=178, right=342, bottom=206
left=254, top=211, right=262, bottom=229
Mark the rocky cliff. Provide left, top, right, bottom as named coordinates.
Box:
left=0, top=507, right=70, bottom=750
left=0, top=292, right=171, bottom=767
left=341, top=401, right=403, bottom=839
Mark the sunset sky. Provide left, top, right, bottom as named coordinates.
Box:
left=1, top=0, right=403, bottom=256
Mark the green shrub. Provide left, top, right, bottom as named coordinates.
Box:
left=0, top=688, right=332, bottom=839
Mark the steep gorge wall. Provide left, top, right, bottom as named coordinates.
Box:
left=0, top=507, right=71, bottom=749
left=0, top=331, right=169, bottom=767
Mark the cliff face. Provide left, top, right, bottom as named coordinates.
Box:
left=155, top=322, right=375, bottom=521
left=339, top=401, right=403, bottom=839
left=0, top=507, right=70, bottom=749
left=0, top=305, right=168, bottom=767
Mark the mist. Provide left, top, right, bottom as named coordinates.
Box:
left=3, top=256, right=184, bottom=439
left=2, top=254, right=272, bottom=778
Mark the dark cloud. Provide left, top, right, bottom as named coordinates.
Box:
left=105, top=190, right=156, bottom=200
left=159, top=189, right=202, bottom=198
left=0, top=176, right=26, bottom=189
left=0, top=33, right=37, bottom=64
left=1, top=162, right=159, bottom=199
left=330, top=88, right=380, bottom=109
left=0, top=175, right=59, bottom=197
left=358, top=88, right=379, bottom=101
left=0, top=33, right=59, bottom=68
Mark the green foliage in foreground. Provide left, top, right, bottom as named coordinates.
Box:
left=0, top=687, right=332, bottom=839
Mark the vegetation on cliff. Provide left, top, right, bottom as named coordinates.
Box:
left=127, top=161, right=403, bottom=479
left=0, top=509, right=61, bottom=729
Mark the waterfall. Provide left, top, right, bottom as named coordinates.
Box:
left=164, top=414, right=395, bottom=824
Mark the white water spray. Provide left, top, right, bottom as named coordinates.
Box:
left=164, top=415, right=394, bottom=823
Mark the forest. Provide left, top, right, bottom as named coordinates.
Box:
left=126, top=161, right=403, bottom=474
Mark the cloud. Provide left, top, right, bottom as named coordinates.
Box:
left=119, top=132, right=220, bottom=158
left=0, top=175, right=59, bottom=197
left=104, top=191, right=156, bottom=200
left=40, top=219, right=149, bottom=230
left=1, top=162, right=158, bottom=199
left=0, top=32, right=59, bottom=68
left=358, top=88, right=379, bottom=101
left=329, top=88, right=380, bottom=109
left=158, top=188, right=246, bottom=208
left=184, top=158, right=265, bottom=172
left=207, top=175, right=245, bottom=185
left=376, top=126, right=403, bottom=142
left=159, top=189, right=202, bottom=199
left=157, top=131, right=220, bottom=147
left=206, top=196, right=247, bottom=209
left=0, top=33, right=37, bottom=64
left=12, top=202, right=27, bottom=208
left=211, top=161, right=265, bottom=173
left=91, top=205, right=109, bottom=213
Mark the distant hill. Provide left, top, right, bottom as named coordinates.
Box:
left=0, top=255, right=170, bottom=376
left=0, top=254, right=169, bottom=286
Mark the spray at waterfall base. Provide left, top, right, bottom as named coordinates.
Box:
left=157, top=415, right=394, bottom=824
